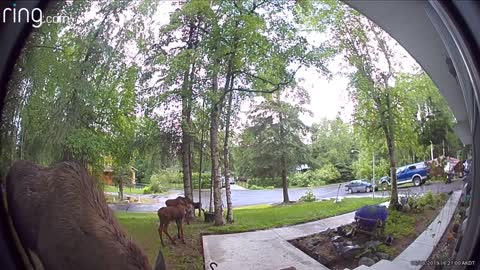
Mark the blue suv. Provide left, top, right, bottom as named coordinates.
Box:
left=379, top=162, right=430, bottom=189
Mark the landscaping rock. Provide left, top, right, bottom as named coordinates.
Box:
left=333, top=242, right=343, bottom=253
left=375, top=252, right=390, bottom=260
left=358, top=256, right=376, bottom=267
left=342, top=245, right=362, bottom=256
left=372, top=256, right=379, bottom=262
left=402, top=203, right=411, bottom=212
left=384, top=236, right=394, bottom=246
left=365, top=240, right=381, bottom=250
left=336, top=226, right=346, bottom=236
left=331, top=235, right=343, bottom=242
left=312, top=239, right=322, bottom=246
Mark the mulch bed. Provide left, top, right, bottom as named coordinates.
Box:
left=289, top=202, right=446, bottom=270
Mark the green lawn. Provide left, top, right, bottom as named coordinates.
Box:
left=103, top=185, right=166, bottom=195
left=116, top=197, right=387, bottom=269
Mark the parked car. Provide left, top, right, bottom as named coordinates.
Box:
left=379, top=162, right=430, bottom=189
left=345, top=180, right=375, bottom=193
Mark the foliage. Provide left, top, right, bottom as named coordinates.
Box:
left=235, top=96, right=310, bottom=181
left=385, top=210, right=416, bottom=238
left=247, top=177, right=282, bottom=188
left=406, top=191, right=448, bottom=212
left=310, top=117, right=358, bottom=169
left=317, top=164, right=341, bottom=183
left=299, top=190, right=317, bottom=202
left=248, top=185, right=275, bottom=190
left=192, top=172, right=212, bottom=189
left=0, top=0, right=157, bottom=174
left=386, top=192, right=448, bottom=238
left=290, top=172, right=323, bottom=187
left=149, top=168, right=182, bottom=191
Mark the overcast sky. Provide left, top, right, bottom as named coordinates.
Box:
left=147, top=2, right=421, bottom=128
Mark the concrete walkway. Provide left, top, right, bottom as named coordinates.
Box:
left=203, top=203, right=389, bottom=270
left=203, top=190, right=462, bottom=270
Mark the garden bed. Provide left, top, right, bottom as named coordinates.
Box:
left=289, top=192, right=448, bottom=270
left=421, top=193, right=468, bottom=270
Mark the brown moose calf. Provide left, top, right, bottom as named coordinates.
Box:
left=157, top=204, right=188, bottom=246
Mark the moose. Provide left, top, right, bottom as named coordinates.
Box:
left=158, top=196, right=195, bottom=246
left=165, top=196, right=203, bottom=217
left=6, top=160, right=166, bottom=270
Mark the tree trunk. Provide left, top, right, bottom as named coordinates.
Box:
left=210, top=71, right=225, bottom=226
left=281, top=154, right=289, bottom=203
left=118, top=179, right=124, bottom=201
left=197, top=101, right=206, bottom=216
left=223, top=90, right=234, bottom=223
left=278, top=102, right=290, bottom=203
left=181, top=69, right=194, bottom=217
left=383, top=92, right=399, bottom=209
left=180, top=21, right=199, bottom=218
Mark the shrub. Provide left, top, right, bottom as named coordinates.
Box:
left=290, top=172, right=311, bottom=187
left=406, top=191, right=447, bottom=212
left=385, top=210, right=416, bottom=238
left=150, top=168, right=182, bottom=185
left=247, top=177, right=281, bottom=188
left=192, top=172, right=211, bottom=189
left=290, top=170, right=327, bottom=187
left=299, top=190, right=316, bottom=202
left=148, top=168, right=181, bottom=192
left=248, top=184, right=274, bottom=190
left=142, top=187, right=152, bottom=194
left=316, top=164, right=341, bottom=184
left=148, top=177, right=165, bottom=193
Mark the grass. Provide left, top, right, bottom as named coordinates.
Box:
left=103, top=185, right=168, bottom=195
left=116, top=197, right=387, bottom=269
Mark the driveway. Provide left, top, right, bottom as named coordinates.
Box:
left=108, top=180, right=464, bottom=213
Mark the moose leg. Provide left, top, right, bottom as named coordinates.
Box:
left=162, top=223, right=176, bottom=245
left=158, top=224, right=165, bottom=247
left=176, top=220, right=185, bottom=244
left=176, top=220, right=181, bottom=239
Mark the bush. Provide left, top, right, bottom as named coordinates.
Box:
left=149, top=177, right=166, bottom=193
left=192, top=172, right=212, bottom=189
left=290, top=170, right=327, bottom=187
left=142, top=187, right=152, bottom=194
left=316, top=164, right=341, bottom=184
left=248, top=184, right=274, bottom=190
left=406, top=191, right=447, bottom=212
left=385, top=210, right=416, bottom=238
left=148, top=168, right=181, bottom=192
left=299, top=190, right=316, bottom=202
left=288, top=167, right=339, bottom=187
left=247, top=177, right=282, bottom=188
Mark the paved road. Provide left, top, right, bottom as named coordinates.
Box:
left=108, top=179, right=464, bottom=213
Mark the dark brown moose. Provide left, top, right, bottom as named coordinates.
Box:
left=6, top=160, right=166, bottom=270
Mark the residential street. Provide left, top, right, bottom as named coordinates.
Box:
left=108, top=179, right=464, bottom=213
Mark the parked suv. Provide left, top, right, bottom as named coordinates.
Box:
left=379, top=162, right=430, bottom=189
